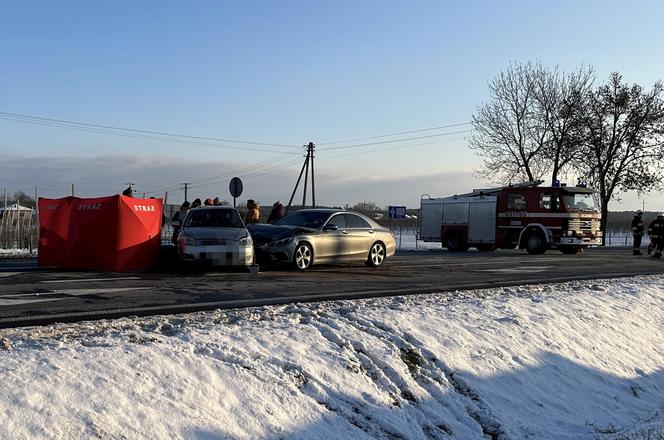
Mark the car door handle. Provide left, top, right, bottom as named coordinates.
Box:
left=368, top=230, right=375, bottom=234
left=342, top=230, right=349, bottom=234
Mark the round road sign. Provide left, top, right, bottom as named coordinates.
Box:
left=229, top=177, right=243, bottom=198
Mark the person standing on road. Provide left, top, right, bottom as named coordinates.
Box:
left=244, top=199, right=260, bottom=224
left=171, top=201, right=190, bottom=244
left=631, top=210, right=644, bottom=255
left=267, top=201, right=285, bottom=224
left=648, top=213, right=664, bottom=259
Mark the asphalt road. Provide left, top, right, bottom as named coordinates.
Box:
left=1, top=247, right=663, bottom=329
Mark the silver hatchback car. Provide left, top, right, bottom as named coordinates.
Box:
left=248, top=209, right=396, bottom=270
left=176, top=206, right=254, bottom=267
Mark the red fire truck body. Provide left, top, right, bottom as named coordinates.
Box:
left=419, top=181, right=602, bottom=254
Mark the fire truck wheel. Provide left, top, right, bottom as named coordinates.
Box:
left=476, top=244, right=496, bottom=252
left=525, top=233, right=547, bottom=255
left=445, top=232, right=469, bottom=252
left=560, top=246, right=582, bottom=255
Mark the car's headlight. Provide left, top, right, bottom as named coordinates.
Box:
left=179, top=235, right=196, bottom=245
left=239, top=237, right=253, bottom=246
left=271, top=237, right=294, bottom=246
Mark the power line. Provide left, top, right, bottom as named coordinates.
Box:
left=0, top=111, right=298, bottom=148
left=317, top=129, right=475, bottom=151
left=0, top=115, right=300, bottom=154
left=188, top=152, right=295, bottom=186
left=0, top=178, right=123, bottom=187
left=317, top=122, right=472, bottom=145
left=317, top=136, right=469, bottom=160
left=194, top=156, right=303, bottom=188
left=0, top=115, right=301, bottom=155
left=242, top=157, right=305, bottom=182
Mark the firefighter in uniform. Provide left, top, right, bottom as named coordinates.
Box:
left=648, top=213, right=664, bottom=259
left=631, top=210, right=644, bottom=255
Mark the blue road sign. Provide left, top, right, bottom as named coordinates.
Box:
left=388, top=205, right=407, bottom=219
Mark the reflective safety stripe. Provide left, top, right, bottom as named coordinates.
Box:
left=498, top=212, right=601, bottom=219
left=498, top=225, right=562, bottom=229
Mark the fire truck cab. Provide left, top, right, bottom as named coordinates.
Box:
left=419, top=181, right=602, bottom=255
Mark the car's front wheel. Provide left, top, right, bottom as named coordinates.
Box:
left=293, top=242, right=313, bottom=270
left=366, top=242, right=386, bottom=267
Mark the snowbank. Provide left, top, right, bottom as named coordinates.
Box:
left=0, top=248, right=36, bottom=259
left=1, top=276, right=663, bottom=439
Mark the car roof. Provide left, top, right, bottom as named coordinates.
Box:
left=294, top=208, right=342, bottom=213
left=191, top=206, right=238, bottom=210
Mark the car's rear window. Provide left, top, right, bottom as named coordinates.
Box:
left=185, top=209, right=244, bottom=228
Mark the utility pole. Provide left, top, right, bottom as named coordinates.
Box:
left=286, top=142, right=316, bottom=213
left=179, top=183, right=190, bottom=203
left=71, top=183, right=75, bottom=197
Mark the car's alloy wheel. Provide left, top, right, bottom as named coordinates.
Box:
left=367, top=242, right=386, bottom=267
left=294, top=243, right=313, bottom=270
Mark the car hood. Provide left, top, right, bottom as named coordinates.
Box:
left=181, top=227, right=248, bottom=240
left=247, top=224, right=315, bottom=241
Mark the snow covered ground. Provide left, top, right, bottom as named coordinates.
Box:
left=1, top=276, right=664, bottom=439
left=0, top=248, right=36, bottom=258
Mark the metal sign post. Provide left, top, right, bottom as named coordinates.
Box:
left=229, top=177, right=243, bottom=208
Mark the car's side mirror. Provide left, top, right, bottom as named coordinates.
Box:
left=171, top=220, right=181, bottom=227
left=323, top=225, right=339, bottom=231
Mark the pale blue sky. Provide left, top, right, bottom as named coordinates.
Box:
left=1, top=1, right=663, bottom=208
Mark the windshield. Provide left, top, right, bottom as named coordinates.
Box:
left=185, top=209, right=244, bottom=228
left=562, top=193, right=598, bottom=211
left=274, top=211, right=332, bottom=228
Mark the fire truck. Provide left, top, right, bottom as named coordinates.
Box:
left=418, top=180, right=602, bottom=254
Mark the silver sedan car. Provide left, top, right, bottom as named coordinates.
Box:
left=175, top=206, right=254, bottom=267
left=247, top=209, right=396, bottom=270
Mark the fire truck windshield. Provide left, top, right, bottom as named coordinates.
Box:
left=562, top=193, right=598, bottom=211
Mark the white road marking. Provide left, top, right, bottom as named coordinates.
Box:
left=42, top=277, right=141, bottom=284
left=479, top=266, right=555, bottom=274
left=0, top=287, right=149, bottom=306
left=0, top=272, right=22, bottom=278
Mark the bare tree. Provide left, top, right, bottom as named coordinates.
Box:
left=579, top=73, right=664, bottom=234
left=8, top=191, right=36, bottom=208
left=532, top=64, right=594, bottom=184
left=471, top=62, right=593, bottom=185
left=470, top=62, right=549, bottom=183
left=346, top=201, right=379, bottom=214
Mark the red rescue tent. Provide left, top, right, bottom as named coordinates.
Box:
left=38, top=195, right=163, bottom=271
